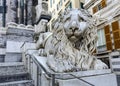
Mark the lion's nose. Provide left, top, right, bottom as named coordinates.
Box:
left=72, top=21, right=77, bottom=27
left=69, top=27, right=79, bottom=31
left=69, top=21, right=79, bottom=31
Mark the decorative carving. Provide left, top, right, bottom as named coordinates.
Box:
left=26, top=25, right=34, bottom=29
left=6, top=22, right=18, bottom=28
left=35, top=1, right=50, bottom=21
left=35, top=19, right=48, bottom=35
left=36, top=9, right=108, bottom=72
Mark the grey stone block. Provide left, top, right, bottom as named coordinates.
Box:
left=6, top=41, right=23, bottom=53
left=0, top=55, right=5, bottom=62
left=6, top=27, right=34, bottom=42
left=5, top=53, right=22, bottom=62
left=7, top=27, right=34, bottom=36
left=0, top=34, right=6, bottom=48
left=7, top=35, right=33, bottom=42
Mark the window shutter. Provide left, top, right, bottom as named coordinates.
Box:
left=105, top=34, right=111, bottom=42
left=114, top=39, right=120, bottom=49
left=112, top=21, right=119, bottom=31
left=101, top=0, right=106, bottom=8
left=104, top=25, right=112, bottom=51
left=106, top=42, right=112, bottom=51
left=104, top=25, right=110, bottom=34
left=112, top=21, right=120, bottom=49
left=93, top=6, right=97, bottom=14
left=113, top=31, right=120, bottom=40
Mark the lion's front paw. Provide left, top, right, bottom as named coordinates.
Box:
left=62, top=60, right=75, bottom=72
left=94, top=60, right=108, bottom=70
left=47, top=56, right=75, bottom=72
left=38, top=49, right=46, bottom=56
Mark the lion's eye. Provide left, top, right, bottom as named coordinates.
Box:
left=66, top=17, right=71, bottom=21
left=79, top=17, right=84, bottom=22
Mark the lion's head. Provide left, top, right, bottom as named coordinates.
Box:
left=63, top=9, right=91, bottom=42
left=53, top=9, right=97, bottom=53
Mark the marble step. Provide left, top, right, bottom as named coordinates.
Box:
left=117, top=75, right=120, bottom=86
left=0, top=62, right=31, bottom=83
left=0, top=72, right=30, bottom=83
left=0, top=62, right=26, bottom=76
left=0, top=80, right=34, bottom=86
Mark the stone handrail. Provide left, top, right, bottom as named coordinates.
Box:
left=26, top=52, right=96, bottom=86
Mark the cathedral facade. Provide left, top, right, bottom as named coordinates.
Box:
left=0, top=0, right=39, bottom=27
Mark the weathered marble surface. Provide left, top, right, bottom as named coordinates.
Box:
left=35, top=1, right=49, bottom=21
left=6, top=0, right=17, bottom=24
left=27, top=0, right=33, bottom=25
left=0, top=81, right=34, bottom=86
left=57, top=74, right=117, bottom=86
left=0, top=34, right=6, bottom=48
left=6, top=41, right=25, bottom=53
left=0, top=55, right=5, bottom=62
left=25, top=53, right=117, bottom=86
left=0, top=48, right=6, bottom=62
left=4, top=26, right=34, bottom=62
left=0, top=63, right=26, bottom=76
left=35, top=19, right=48, bottom=35
left=6, top=27, right=34, bottom=42
left=5, top=53, right=22, bottom=62
left=0, top=14, right=2, bottom=26
left=5, top=41, right=23, bottom=62
left=36, top=9, right=108, bottom=72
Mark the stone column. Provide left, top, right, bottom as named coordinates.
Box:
left=0, top=0, right=3, bottom=26
left=24, top=0, right=27, bottom=25
left=17, top=0, right=20, bottom=24
left=6, top=0, right=17, bottom=24
left=27, top=0, right=32, bottom=25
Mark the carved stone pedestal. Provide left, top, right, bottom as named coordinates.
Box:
left=26, top=53, right=118, bottom=86
left=5, top=26, right=34, bottom=62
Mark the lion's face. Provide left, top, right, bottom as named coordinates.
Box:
left=63, top=9, right=90, bottom=42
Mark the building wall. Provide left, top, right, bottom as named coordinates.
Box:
left=48, top=0, right=85, bottom=31
left=84, top=0, right=120, bottom=53
left=0, top=0, right=34, bottom=27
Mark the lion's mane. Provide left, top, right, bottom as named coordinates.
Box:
left=39, top=9, right=108, bottom=72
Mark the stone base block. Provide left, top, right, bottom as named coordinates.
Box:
left=5, top=53, right=22, bottom=62
left=58, top=73, right=117, bottom=86
left=0, top=55, right=5, bottom=62
left=32, top=55, right=118, bottom=86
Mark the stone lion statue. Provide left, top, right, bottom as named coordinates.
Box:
left=36, top=9, right=108, bottom=72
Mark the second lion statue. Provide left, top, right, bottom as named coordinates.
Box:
left=36, top=9, right=108, bottom=72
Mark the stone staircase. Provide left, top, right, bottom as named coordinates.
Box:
left=0, top=24, right=35, bottom=86
left=0, top=62, right=34, bottom=86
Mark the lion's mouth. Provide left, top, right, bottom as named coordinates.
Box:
left=67, top=31, right=81, bottom=38
left=67, top=33, right=80, bottom=42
